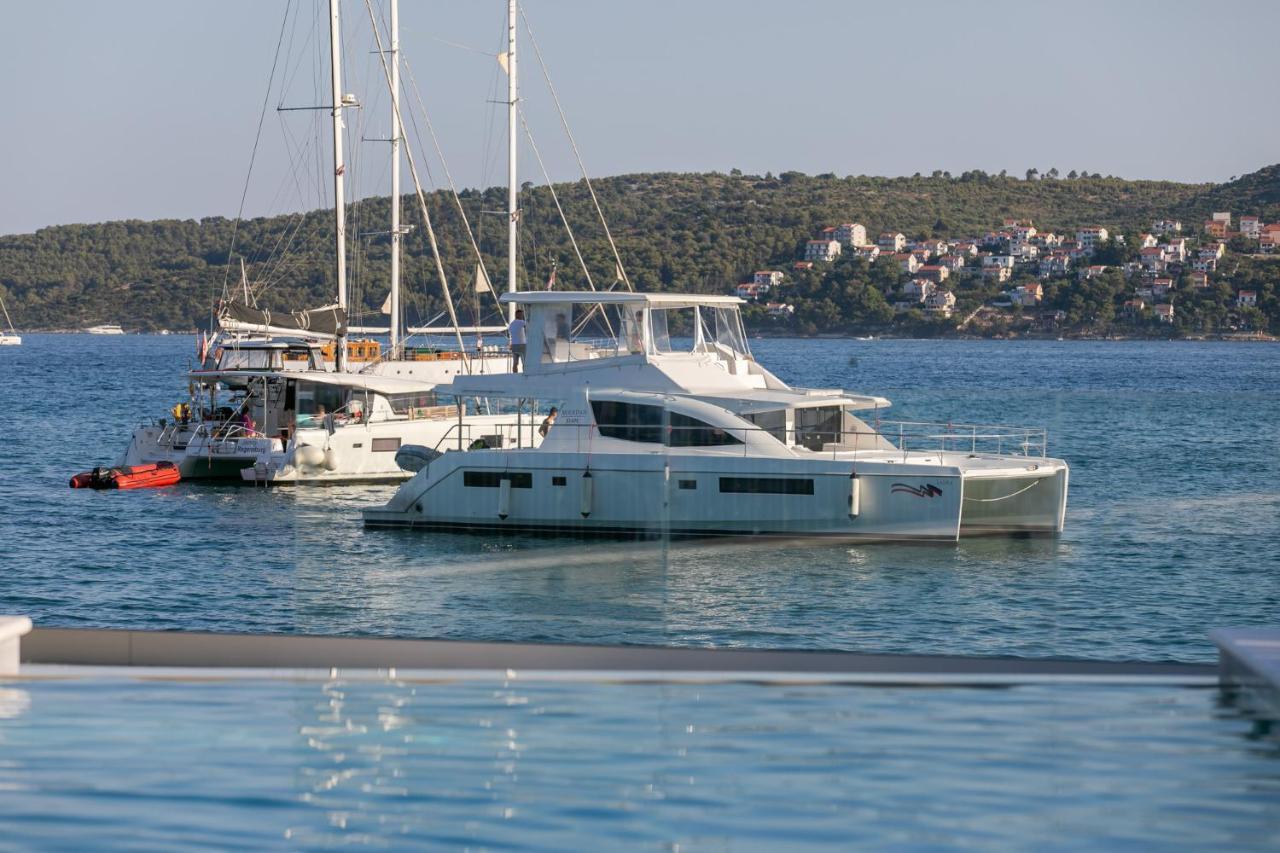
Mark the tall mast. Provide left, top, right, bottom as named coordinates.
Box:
left=388, top=0, right=402, bottom=357
left=328, top=0, right=349, bottom=372
left=506, top=0, right=519, bottom=319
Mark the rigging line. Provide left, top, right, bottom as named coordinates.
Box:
left=520, top=5, right=632, bottom=291
left=221, top=0, right=295, bottom=303
left=254, top=123, right=322, bottom=299
left=402, top=57, right=504, bottom=319
left=425, top=33, right=498, bottom=57
left=363, top=0, right=468, bottom=366
left=519, top=108, right=595, bottom=292
left=962, top=479, right=1043, bottom=503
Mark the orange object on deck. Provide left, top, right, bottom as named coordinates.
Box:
left=70, top=462, right=181, bottom=490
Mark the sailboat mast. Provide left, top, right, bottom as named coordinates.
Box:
left=506, top=0, right=519, bottom=320
left=328, top=0, right=349, bottom=372
left=388, top=0, right=402, bottom=358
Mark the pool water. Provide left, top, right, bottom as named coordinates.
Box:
left=0, top=677, right=1275, bottom=849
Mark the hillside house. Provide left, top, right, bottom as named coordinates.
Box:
left=1076, top=226, right=1109, bottom=253
left=1009, top=283, right=1043, bottom=307
left=1261, top=224, right=1280, bottom=250
left=735, top=282, right=770, bottom=301
left=1240, top=216, right=1262, bottom=239
left=981, top=265, right=1011, bottom=283
left=1123, top=298, right=1146, bottom=316
left=765, top=302, right=795, bottom=317
left=910, top=248, right=933, bottom=264
left=804, top=240, right=842, bottom=262
left=1188, top=271, right=1210, bottom=288
left=1139, top=233, right=1159, bottom=249
left=938, top=254, right=966, bottom=272
left=924, top=289, right=957, bottom=318
left=1078, top=265, right=1109, bottom=280
left=1201, top=242, right=1226, bottom=260
left=953, top=242, right=979, bottom=257
left=982, top=254, right=1016, bottom=270
left=1236, top=290, right=1257, bottom=307
left=854, top=245, right=881, bottom=261
left=1211, top=212, right=1232, bottom=225
left=1153, top=303, right=1175, bottom=324
left=902, top=278, right=936, bottom=299
left=833, top=223, right=868, bottom=247
left=1153, top=219, right=1182, bottom=235
left=793, top=261, right=814, bottom=271
left=1191, top=256, right=1218, bottom=272
left=895, top=253, right=921, bottom=274
left=1151, top=278, right=1175, bottom=297
left=753, top=270, right=784, bottom=287
left=1039, top=253, right=1071, bottom=278
left=1162, top=237, right=1188, bottom=262
left=1203, top=219, right=1229, bottom=239
left=878, top=232, right=906, bottom=252
left=917, top=265, right=950, bottom=283
left=1140, top=247, right=1167, bottom=273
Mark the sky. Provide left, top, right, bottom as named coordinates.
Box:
left=1, top=0, right=1277, bottom=235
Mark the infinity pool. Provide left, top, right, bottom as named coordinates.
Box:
left=0, top=677, right=1275, bottom=849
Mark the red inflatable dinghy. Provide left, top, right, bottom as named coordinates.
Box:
left=70, top=462, right=181, bottom=490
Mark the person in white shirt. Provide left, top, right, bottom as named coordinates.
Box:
left=508, top=309, right=527, bottom=372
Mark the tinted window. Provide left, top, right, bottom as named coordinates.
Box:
left=463, top=471, right=533, bottom=488
left=591, top=401, right=663, bottom=444
left=668, top=412, right=743, bottom=447
left=719, top=477, right=814, bottom=495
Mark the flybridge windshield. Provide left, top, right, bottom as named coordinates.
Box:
left=531, top=300, right=751, bottom=366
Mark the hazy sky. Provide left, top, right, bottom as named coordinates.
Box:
left=2, top=0, right=1277, bottom=235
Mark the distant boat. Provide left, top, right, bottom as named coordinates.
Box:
left=85, top=324, right=125, bottom=335
left=0, top=292, right=20, bottom=345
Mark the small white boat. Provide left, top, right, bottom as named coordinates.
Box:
left=85, top=324, right=125, bottom=335
left=364, top=292, right=1069, bottom=542
left=0, top=293, right=20, bottom=345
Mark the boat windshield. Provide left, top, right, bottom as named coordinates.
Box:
left=217, top=347, right=283, bottom=371
left=651, top=305, right=751, bottom=359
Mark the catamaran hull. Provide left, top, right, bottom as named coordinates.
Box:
left=362, top=452, right=1068, bottom=542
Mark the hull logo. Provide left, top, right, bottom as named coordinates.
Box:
left=891, top=482, right=943, bottom=498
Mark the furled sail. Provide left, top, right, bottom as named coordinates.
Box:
left=219, top=302, right=347, bottom=339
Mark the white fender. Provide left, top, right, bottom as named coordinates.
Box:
left=849, top=471, right=861, bottom=519
left=580, top=470, right=594, bottom=518
left=498, top=477, right=512, bottom=519
left=295, top=445, right=325, bottom=468
left=322, top=448, right=339, bottom=471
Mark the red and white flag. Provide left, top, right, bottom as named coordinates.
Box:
left=545, top=265, right=557, bottom=290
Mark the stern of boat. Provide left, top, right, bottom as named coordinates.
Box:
left=959, top=461, right=1068, bottom=536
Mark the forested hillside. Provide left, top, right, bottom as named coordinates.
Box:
left=2, top=166, right=1278, bottom=335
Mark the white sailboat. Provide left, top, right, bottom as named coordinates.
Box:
left=0, top=292, right=19, bottom=345
left=122, top=0, right=522, bottom=484
left=364, top=291, right=1069, bottom=541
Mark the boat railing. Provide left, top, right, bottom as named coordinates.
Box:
left=418, top=419, right=1049, bottom=460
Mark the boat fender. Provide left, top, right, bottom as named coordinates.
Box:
left=580, top=469, right=594, bottom=518
left=322, top=448, right=339, bottom=471
left=295, top=445, right=325, bottom=468
left=848, top=469, right=861, bottom=519
left=497, top=477, right=511, bottom=520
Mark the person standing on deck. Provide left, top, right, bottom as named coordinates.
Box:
left=508, top=309, right=527, bottom=372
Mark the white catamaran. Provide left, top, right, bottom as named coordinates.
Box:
left=364, top=291, right=1069, bottom=541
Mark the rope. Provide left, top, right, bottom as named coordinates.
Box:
left=221, top=0, right=295, bottom=304
left=519, top=108, right=594, bottom=292
left=963, top=479, right=1042, bottom=503
left=402, top=58, right=504, bottom=320
left=363, top=0, right=469, bottom=368
left=520, top=6, right=631, bottom=291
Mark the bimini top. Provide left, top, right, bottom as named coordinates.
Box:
left=501, top=290, right=745, bottom=308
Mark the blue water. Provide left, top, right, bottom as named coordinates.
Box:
left=0, top=678, right=1276, bottom=849
left=1, top=334, right=1278, bottom=661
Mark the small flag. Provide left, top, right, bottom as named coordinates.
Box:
left=474, top=263, right=492, bottom=293
left=380, top=292, right=393, bottom=314
left=545, top=264, right=557, bottom=291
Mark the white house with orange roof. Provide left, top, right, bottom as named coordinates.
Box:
left=1076, top=226, right=1109, bottom=253
left=1153, top=219, right=1182, bottom=235
left=1236, top=290, right=1257, bottom=307
left=902, top=278, right=936, bottom=299
left=833, top=223, right=867, bottom=247
left=1261, top=224, right=1280, bottom=251
left=855, top=245, right=881, bottom=261
left=1153, top=303, right=1175, bottom=324
left=804, top=239, right=842, bottom=262
left=1188, top=270, right=1210, bottom=288
left=894, top=253, right=921, bottom=274
left=1139, top=233, right=1159, bottom=249
left=1009, top=283, right=1043, bottom=307
left=1151, top=277, right=1175, bottom=298
left=924, top=289, right=957, bottom=318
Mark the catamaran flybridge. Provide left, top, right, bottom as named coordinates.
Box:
left=363, top=292, right=1069, bottom=541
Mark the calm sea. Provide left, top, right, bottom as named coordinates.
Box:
left=1, top=334, right=1277, bottom=662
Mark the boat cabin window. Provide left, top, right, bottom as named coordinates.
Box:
left=217, top=347, right=283, bottom=371
left=296, top=382, right=346, bottom=426
left=533, top=301, right=642, bottom=365
left=591, top=400, right=663, bottom=444
left=794, top=406, right=844, bottom=451
left=667, top=412, right=743, bottom=447
left=745, top=409, right=788, bottom=443
left=651, top=305, right=751, bottom=360
left=591, top=401, right=743, bottom=447
left=387, top=391, right=440, bottom=415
